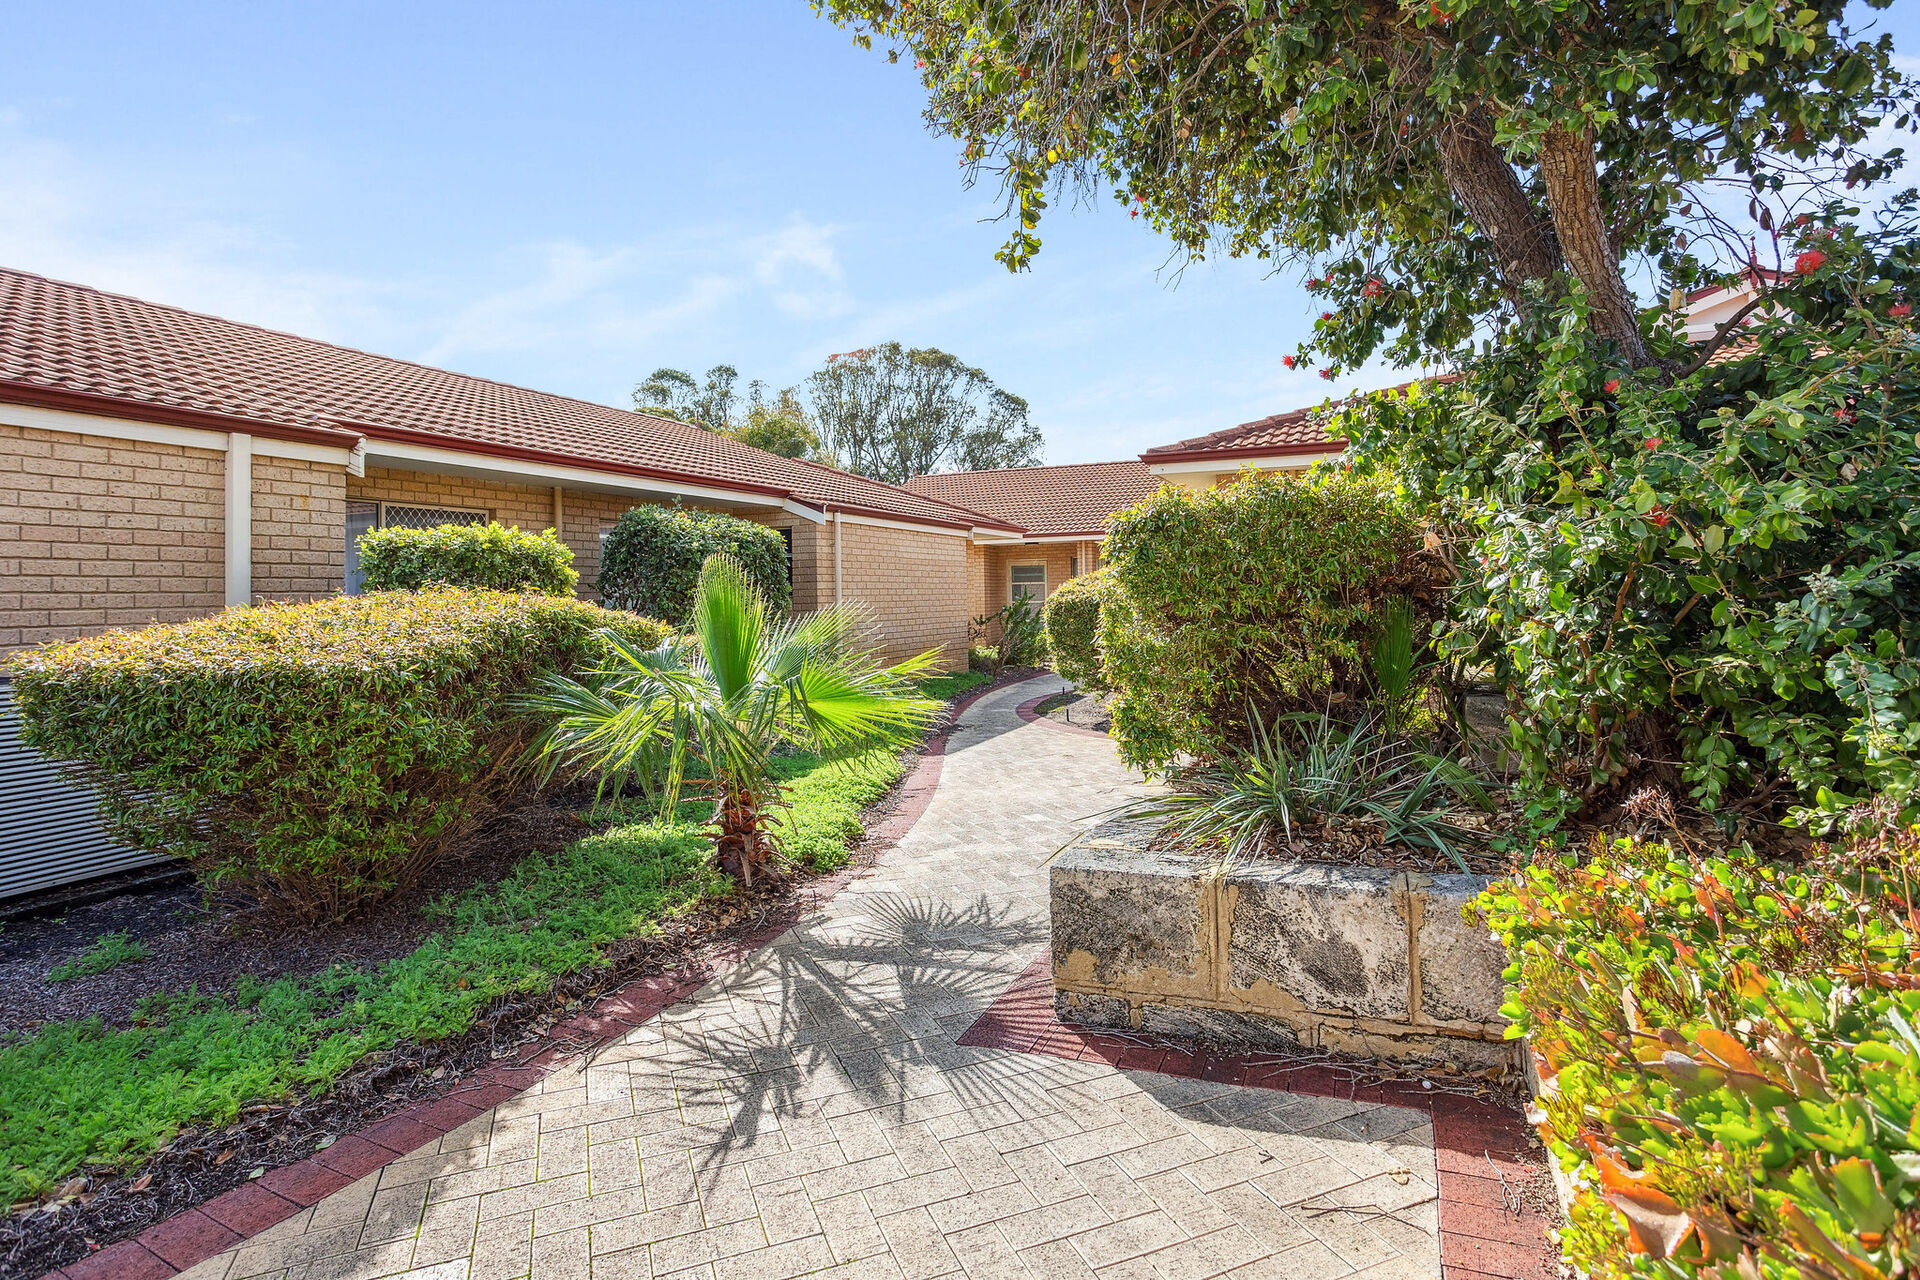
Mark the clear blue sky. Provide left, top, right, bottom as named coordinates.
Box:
left=5, top=3, right=1914, bottom=466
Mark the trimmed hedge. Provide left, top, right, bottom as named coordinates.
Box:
left=357, top=522, right=579, bottom=595
left=1477, top=810, right=1920, bottom=1277
left=9, top=591, right=673, bottom=920
left=598, top=505, right=791, bottom=625
left=1043, top=567, right=1112, bottom=689
left=1099, top=470, right=1440, bottom=774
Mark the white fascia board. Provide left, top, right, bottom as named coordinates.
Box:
left=0, top=402, right=355, bottom=466
left=361, top=439, right=784, bottom=510
left=781, top=498, right=827, bottom=524
left=1003, top=533, right=1105, bottom=545
left=829, top=510, right=974, bottom=539
left=1145, top=451, right=1343, bottom=477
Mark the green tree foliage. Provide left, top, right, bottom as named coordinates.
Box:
left=820, top=0, right=1912, bottom=372
left=9, top=591, right=673, bottom=920
left=806, top=341, right=1042, bottom=484
left=1042, top=566, right=1112, bottom=688
left=1098, top=471, right=1442, bottom=774
left=729, top=384, right=825, bottom=460
left=1344, top=215, right=1920, bottom=829
left=532, top=557, right=941, bottom=886
left=634, top=364, right=742, bottom=430
left=597, top=505, right=792, bottom=625
left=357, top=521, right=579, bottom=595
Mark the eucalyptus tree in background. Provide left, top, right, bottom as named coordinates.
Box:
left=634, top=365, right=742, bottom=431
left=816, top=0, right=1911, bottom=375
left=806, top=342, right=1043, bottom=484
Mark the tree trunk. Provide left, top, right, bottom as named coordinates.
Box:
left=1434, top=110, right=1564, bottom=308
left=1537, top=125, right=1649, bottom=365
left=709, top=778, right=781, bottom=888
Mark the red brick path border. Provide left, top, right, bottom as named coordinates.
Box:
left=956, top=956, right=1561, bottom=1280
left=41, top=682, right=1006, bottom=1280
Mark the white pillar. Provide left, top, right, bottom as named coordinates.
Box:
left=224, top=432, right=253, bottom=608
left=832, top=513, right=843, bottom=606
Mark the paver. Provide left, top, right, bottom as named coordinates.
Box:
left=177, top=676, right=1446, bottom=1280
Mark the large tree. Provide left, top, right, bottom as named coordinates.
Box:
left=806, top=342, right=1043, bottom=483
left=633, top=365, right=742, bottom=431
left=818, top=0, right=1911, bottom=373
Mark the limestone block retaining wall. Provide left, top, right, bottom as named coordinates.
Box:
left=1049, top=819, right=1515, bottom=1065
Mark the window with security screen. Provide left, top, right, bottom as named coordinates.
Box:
left=1010, top=563, right=1046, bottom=601
left=343, top=502, right=490, bottom=593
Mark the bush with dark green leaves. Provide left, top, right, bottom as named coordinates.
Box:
left=9, top=590, right=673, bottom=921
left=1098, top=471, right=1442, bottom=775
left=597, top=505, right=791, bottom=624
left=1043, top=567, right=1113, bottom=688
left=357, top=522, right=579, bottom=595
left=1343, top=212, right=1920, bottom=832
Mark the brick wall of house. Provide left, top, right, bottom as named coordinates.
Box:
left=981, top=542, right=1084, bottom=615
left=1, top=424, right=228, bottom=651
left=252, top=455, right=345, bottom=602
left=965, top=543, right=989, bottom=627
left=833, top=521, right=969, bottom=671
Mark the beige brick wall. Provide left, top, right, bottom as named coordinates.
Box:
left=1, top=423, right=228, bottom=651
left=253, top=455, right=346, bottom=602
left=981, top=542, right=1087, bottom=614
left=832, top=521, right=969, bottom=671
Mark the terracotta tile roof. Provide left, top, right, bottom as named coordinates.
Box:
left=0, top=267, right=1017, bottom=532
left=1139, top=403, right=1346, bottom=462
left=903, top=460, right=1160, bottom=536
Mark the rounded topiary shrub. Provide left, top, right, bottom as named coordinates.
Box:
left=9, top=589, right=656, bottom=921
left=357, top=522, right=579, bottom=595
left=598, top=505, right=791, bottom=624
left=1099, top=470, right=1441, bottom=775
left=1043, top=567, right=1113, bottom=689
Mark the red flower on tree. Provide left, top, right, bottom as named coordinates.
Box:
left=1282, top=355, right=1296, bottom=369
left=1320, top=311, right=1334, bottom=321
left=1603, top=378, right=1620, bottom=394
left=1649, top=506, right=1672, bottom=528
left=1645, top=437, right=1663, bottom=450
left=1795, top=249, right=1827, bottom=274
left=1319, top=368, right=1335, bottom=380
left=1361, top=278, right=1385, bottom=299
left=1892, top=302, right=1912, bottom=318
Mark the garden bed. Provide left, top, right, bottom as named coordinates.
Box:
left=1050, top=817, right=1514, bottom=1068
left=0, top=667, right=1003, bottom=1276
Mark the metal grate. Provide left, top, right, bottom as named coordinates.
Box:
left=380, top=504, right=487, bottom=530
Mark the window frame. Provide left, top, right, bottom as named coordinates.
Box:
left=1009, top=562, right=1047, bottom=602
left=344, top=501, right=493, bottom=594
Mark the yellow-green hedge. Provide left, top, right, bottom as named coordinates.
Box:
left=10, top=591, right=673, bottom=920
left=357, top=521, right=579, bottom=595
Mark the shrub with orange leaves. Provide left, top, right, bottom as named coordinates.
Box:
left=1475, top=807, right=1920, bottom=1278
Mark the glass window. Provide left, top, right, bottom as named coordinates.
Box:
left=344, top=501, right=378, bottom=595
left=1010, top=563, right=1046, bottom=601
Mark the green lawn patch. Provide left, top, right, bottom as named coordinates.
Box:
left=917, top=670, right=990, bottom=702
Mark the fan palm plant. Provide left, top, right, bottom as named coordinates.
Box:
left=530, top=555, right=941, bottom=887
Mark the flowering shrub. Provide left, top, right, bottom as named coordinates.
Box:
left=598, top=504, right=790, bottom=624
left=1344, top=216, right=1920, bottom=830
left=9, top=591, right=672, bottom=920
left=1476, top=810, right=1920, bottom=1277
left=1042, top=566, right=1112, bottom=688
left=1098, top=470, right=1442, bottom=773
left=357, top=521, right=579, bottom=595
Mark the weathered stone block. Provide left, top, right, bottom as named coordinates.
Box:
left=1054, top=989, right=1133, bottom=1029
left=1138, top=1003, right=1301, bottom=1050
left=1411, top=872, right=1507, bottom=1028
left=1050, top=841, right=1210, bottom=997
left=1224, top=862, right=1408, bottom=1021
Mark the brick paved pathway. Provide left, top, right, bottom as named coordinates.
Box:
left=181, top=675, right=1448, bottom=1280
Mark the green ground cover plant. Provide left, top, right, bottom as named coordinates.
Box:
left=10, top=590, right=673, bottom=920
left=597, top=505, right=791, bottom=624
left=45, top=932, right=149, bottom=984
left=1477, top=808, right=1920, bottom=1277
left=356, top=522, right=578, bottom=595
